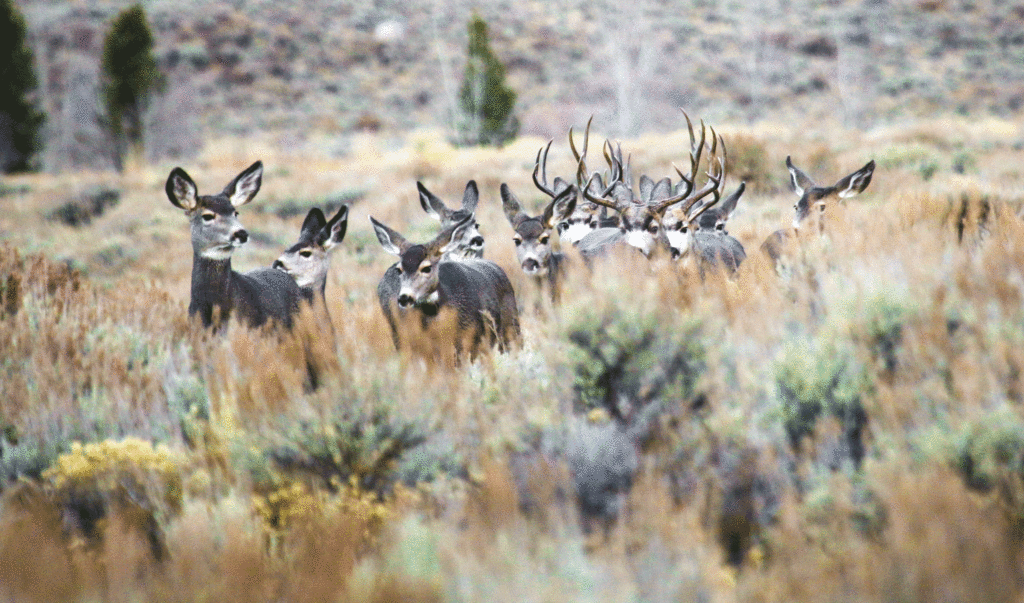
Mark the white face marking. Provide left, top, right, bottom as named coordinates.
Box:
left=665, top=229, right=689, bottom=256
left=561, top=221, right=594, bottom=245
left=623, top=230, right=654, bottom=257
left=200, top=245, right=236, bottom=261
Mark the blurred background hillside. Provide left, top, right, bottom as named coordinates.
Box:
left=14, top=0, right=1024, bottom=171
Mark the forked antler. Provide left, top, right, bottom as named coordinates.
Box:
left=651, top=110, right=724, bottom=216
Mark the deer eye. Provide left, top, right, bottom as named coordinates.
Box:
left=513, top=237, right=522, bottom=246
left=818, top=204, right=826, bottom=213
left=539, top=234, right=549, bottom=244
left=202, top=212, right=216, bottom=222
left=647, top=224, right=659, bottom=234
left=716, top=223, right=725, bottom=232
left=557, top=222, right=569, bottom=234
left=420, top=264, right=432, bottom=274
left=681, top=225, right=688, bottom=234
left=299, top=249, right=313, bottom=258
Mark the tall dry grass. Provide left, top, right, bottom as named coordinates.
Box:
left=1, top=114, right=1024, bottom=602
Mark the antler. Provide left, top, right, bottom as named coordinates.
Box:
left=651, top=110, right=723, bottom=214
left=533, top=139, right=556, bottom=198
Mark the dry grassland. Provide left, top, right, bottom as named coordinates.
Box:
left=2, top=114, right=1024, bottom=602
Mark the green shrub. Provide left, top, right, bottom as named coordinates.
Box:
left=453, top=13, right=519, bottom=147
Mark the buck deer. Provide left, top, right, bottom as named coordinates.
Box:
left=500, top=181, right=576, bottom=302
left=760, top=156, right=875, bottom=269
left=662, top=124, right=747, bottom=277
left=371, top=214, right=520, bottom=359
left=273, top=205, right=349, bottom=304
left=165, top=161, right=303, bottom=330
left=575, top=112, right=724, bottom=260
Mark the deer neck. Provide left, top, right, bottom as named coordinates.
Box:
left=190, top=254, right=236, bottom=327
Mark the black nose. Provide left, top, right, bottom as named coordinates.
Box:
left=397, top=294, right=414, bottom=308
left=231, top=229, right=248, bottom=244
left=670, top=248, right=681, bottom=260
left=470, top=236, right=484, bottom=247
left=523, top=259, right=540, bottom=272
left=272, top=259, right=284, bottom=269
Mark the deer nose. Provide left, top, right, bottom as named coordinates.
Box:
left=272, top=259, right=284, bottom=270
left=470, top=236, right=484, bottom=247
left=397, top=294, right=415, bottom=308
left=523, top=258, right=540, bottom=272
left=670, top=247, right=682, bottom=260
left=231, top=229, right=249, bottom=245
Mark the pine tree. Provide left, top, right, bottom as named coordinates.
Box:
left=101, top=4, right=160, bottom=171
left=456, top=14, right=518, bottom=147
left=0, top=0, right=45, bottom=173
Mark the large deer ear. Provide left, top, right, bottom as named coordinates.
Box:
left=299, top=208, right=327, bottom=243
left=836, top=160, right=875, bottom=199
left=166, top=167, right=198, bottom=211
left=461, top=180, right=479, bottom=213
left=718, top=181, right=745, bottom=222
left=369, top=216, right=407, bottom=256
left=786, top=156, right=815, bottom=197
left=321, top=205, right=349, bottom=250
left=223, top=161, right=263, bottom=207
left=500, top=183, right=526, bottom=226
left=417, top=182, right=449, bottom=221
left=437, top=213, right=476, bottom=255
left=542, top=184, right=577, bottom=229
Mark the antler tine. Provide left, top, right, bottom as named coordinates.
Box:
left=568, top=115, right=594, bottom=169
left=533, top=140, right=556, bottom=198
left=717, top=134, right=728, bottom=203
left=576, top=156, right=622, bottom=211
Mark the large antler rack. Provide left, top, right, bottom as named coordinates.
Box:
left=652, top=109, right=725, bottom=223
left=569, top=116, right=631, bottom=212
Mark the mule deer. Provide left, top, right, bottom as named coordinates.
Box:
left=165, top=161, right=303, bottom=329
left=663, top=129, right=747, bottom=276
left=760, top=156, right=875, bottom=269
left=272, top=205, right=349, bottom=303
left=500, top=181, right=576, bottom=302
left=371, top=214, right=520, bottom=358
left=575, top=112, right=724, bottom=259
left=377, top=181, right=486, bottom=349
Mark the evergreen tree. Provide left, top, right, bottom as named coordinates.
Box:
left=101, top=4, right=160, bottom=171
left=456, top=14, right=518, bottom=147
left=0, top=0, right=45, bottom=173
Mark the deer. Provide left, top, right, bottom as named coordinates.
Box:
left=760, top=156, right=875, bottom=270
left=500, top=147, right=579, bottom=301
left=377, top=181, right=486, bottom=350
left=272, top=205, right=349, bottom=304
left=662, top=122, right=748, bottom=277
left=574, top=112, right=724, bottom=260
left=165, top=161, right=303, bottom=330
left=545, top=118, right=621, bottom=245
left=370, top=214, right=521, bottom=359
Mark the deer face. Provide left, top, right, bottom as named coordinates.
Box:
left=618, top=204, right=665, bottom=258
left=502, top=183, right=576, bottom=276
left=787, top=157, right=874, bottom=231
left=370, top=213, right=475, bottom=310
left=418, top=181, right=485, bottom=259
left=273, top=205, right=348, bottom=289
left=166, top=162, right=263, bottom=260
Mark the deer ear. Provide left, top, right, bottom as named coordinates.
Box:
left=166, top=168, right=198, bottom=211
left=321, top=205, right=348, bottom=250
left=438, top=213, right=475, bottom=255
left=500, top=183, right=525, bottom=226
left=369, top=216, right=407, bottom=256
left=461, top=180, right=479, bottom=213
left=786, top=156, right=815, bottom=197
left=417, top=182, right=447, bottom=221
left=718, top=181, right=745, bottom=221
left=836, top=160, right=875, bottom=199
left=224, top=161, right=263, bottom=207
left=300, top=208, right=327, bottom=242
left=543, top=185, right=577, bottom=228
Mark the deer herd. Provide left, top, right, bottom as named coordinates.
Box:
left=165, top=112, right=875, bottom=362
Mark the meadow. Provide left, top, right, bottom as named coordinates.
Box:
left=2, top=113, right=1024, bottom=602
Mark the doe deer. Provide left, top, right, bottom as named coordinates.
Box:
left=273, top=205, right=349, bottom=304
left=377, top=181, right=486, bottom=349
left=500, top=181, right=577, bottom=302
left=760, top=156, right=875, bottom=269
left=371, top=214, right=520, bottom=359
left=165, top=161, right=303, bottom=330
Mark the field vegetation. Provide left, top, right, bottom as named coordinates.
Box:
left=2, top=111, right=1024, bottom=601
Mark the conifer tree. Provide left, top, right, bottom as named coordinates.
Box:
left=0, top=0, right=45, bottom=173
left=101, top=4, right=160, bottom=171
left=456, top=14, right=518, bottom=147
